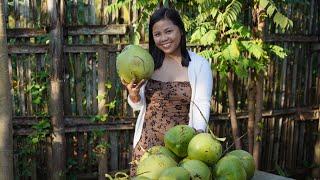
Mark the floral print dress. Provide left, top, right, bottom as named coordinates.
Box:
left=130, top=79, right=192, bottom=176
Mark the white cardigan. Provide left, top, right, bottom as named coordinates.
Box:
left=128, top=51, right=213, bottom=148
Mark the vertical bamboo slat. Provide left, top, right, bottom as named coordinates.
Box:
left=291, top=44, right=298, bottom=107
left=303, top=46, right=310, bottom=105
left=109, top=131, right=119, bottom=171
left=26, top=56, right=32, bottom=115
left=18, top=56, right=26, bottom=115
left=63, top=53, right=72, bottom=115
left=292, top=119, right=299, bottom=169
left=90, top=0, right=98, bottom=114
left=72, top=0, right=84, bottom=116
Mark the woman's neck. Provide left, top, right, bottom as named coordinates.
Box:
left=164, top=48, right=182, bottom=63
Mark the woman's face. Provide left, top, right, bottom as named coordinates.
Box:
left=152, top=18, right=182, bottom=56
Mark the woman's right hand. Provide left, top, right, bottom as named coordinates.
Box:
left=121, top=78, right=146, bottom=103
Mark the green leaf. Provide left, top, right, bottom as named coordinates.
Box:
left=32, top=137, right=39, bottom=144
left=199, top=50, right=216, bottom=60
left=269, top=45, right=287, bottom=59
left=210, top=8, right=219, bottom=19
left=129, top=30, right=141, bottom=45
left=190, top=26, right=207, bottom=43
left=200, top=30, right=217, bottom=45
left=107, top=100, right=116, bottom=109
left=259, top=0, right=269, bottom=9
left=96, top=94, right=106, bottom=102
left=222, top=40, right=240, bottom=60
left=105, top=81, right=112, bottom=89
left=162, top=0, right=169, bottom=7
left=241, top=41, right=264, bottom=59
left=266, top=4, right=276, bottom=16
left=273, top=12, right=292, bottom=31
left=32, top=97, right=42, bottom=105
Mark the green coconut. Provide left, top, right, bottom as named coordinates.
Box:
left=137, top=154, right=177, bottom=180
left=213, top=155, right=247, bottom=180
left=140, top=146, right=179, bottom=163
left=226, top=150, right=255, bottom=179
left=180, top=159, right=211, bottom=180
left=158, top=167, right=190, bottom=180
left=164, top=125, right=196, bottom=158
left=116, top=45, right=154, bottom=84
left=187, top=133, right=222, bottom=165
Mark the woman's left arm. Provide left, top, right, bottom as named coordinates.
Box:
left=192, top=59, right=213, bottom=131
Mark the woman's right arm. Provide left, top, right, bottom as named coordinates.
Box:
left=122, top=79, right=146, bottom=111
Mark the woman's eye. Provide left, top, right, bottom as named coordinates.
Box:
left=166, top=30, right=172, bottom=33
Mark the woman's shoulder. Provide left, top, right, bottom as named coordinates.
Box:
left=188, top=50, right=210, bottom=66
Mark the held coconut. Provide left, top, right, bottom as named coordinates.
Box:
left=116, top=45, right=154, bottom=84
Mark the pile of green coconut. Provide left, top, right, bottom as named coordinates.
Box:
left=130, top=125, right=255, bottom=180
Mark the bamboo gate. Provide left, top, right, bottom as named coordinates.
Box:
left=3, top=0, right=320, bottom=179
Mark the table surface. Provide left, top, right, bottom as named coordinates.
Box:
left=252, top=171, right=295, bottom=180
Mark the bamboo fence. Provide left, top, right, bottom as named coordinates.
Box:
left=3, top=0, right=320, bottom=179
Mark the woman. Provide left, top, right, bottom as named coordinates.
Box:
left=122, top=7, right=213, bottom=176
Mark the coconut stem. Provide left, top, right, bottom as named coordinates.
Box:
left=191, top=101, right=226, bottom=142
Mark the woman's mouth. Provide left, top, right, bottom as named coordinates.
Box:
left=162, top=43, right=171, bottom=48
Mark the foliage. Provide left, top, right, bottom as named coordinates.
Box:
left=258, top=0, right=293, bottom=31
left=15, top=118, right=51, bottom=177
left=174, top=0, right=291, bottom=94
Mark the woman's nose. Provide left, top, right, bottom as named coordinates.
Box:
left=160, top=34, right=169, bottom=42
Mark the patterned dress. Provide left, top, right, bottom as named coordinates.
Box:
left=130, top=79, right=192, bottom=176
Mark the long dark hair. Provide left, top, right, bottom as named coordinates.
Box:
left=149, top=8, right=191, bottom=70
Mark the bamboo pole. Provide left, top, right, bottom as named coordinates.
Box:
left=47, top=0, right=66, bottom=179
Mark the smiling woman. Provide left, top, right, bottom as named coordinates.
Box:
left=120, top=7, right=214, bottom=177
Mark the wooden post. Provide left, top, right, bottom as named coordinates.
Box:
left=97, top=48, right=108, bottom=180
left=0, top=0, right=14, bottom=179
left=313, top=52, right=320, bottom=178
left=48, top=0, right=66, bottom=179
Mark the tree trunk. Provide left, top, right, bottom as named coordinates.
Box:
left=252, top=1, right=265, bottom=169
left=247, top=69, right=255, bottom=154
left=0, top=0, right=14, bottom=179
left=48, top=0, right=66, bottom=179
left=227, top=71, right=242, bottom=149
left=253, top=71, right=263, bottom=169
